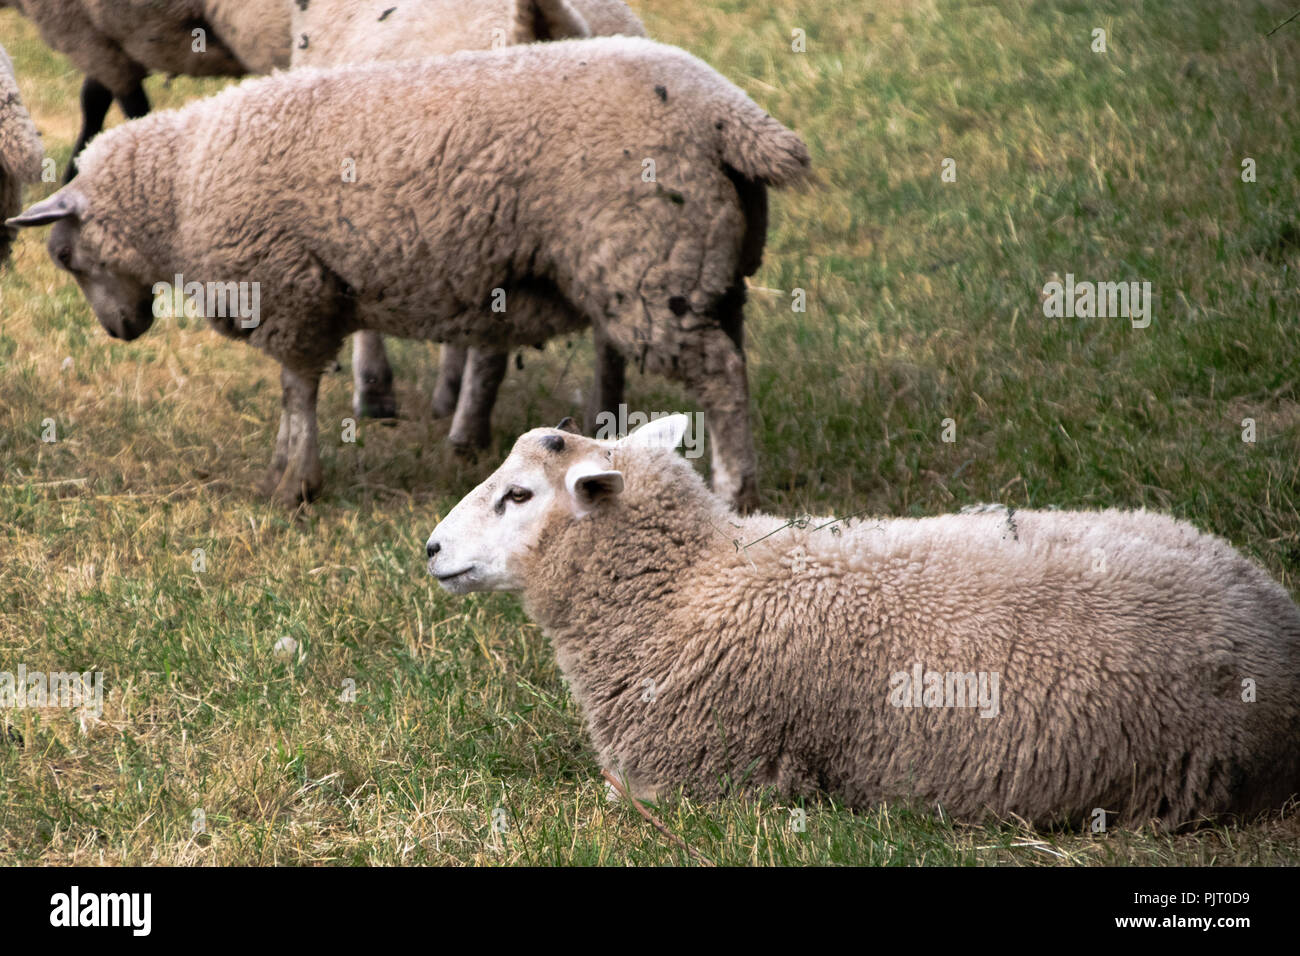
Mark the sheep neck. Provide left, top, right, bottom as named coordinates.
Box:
left=520, top=455, right=726, bottom=691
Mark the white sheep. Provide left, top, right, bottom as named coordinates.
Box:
left=0, top=42, right=43, bottom=265
left=8, top=38, right=810, bottom=511
left=0, top=0, right=289, bottom=179
left=291, top=0, right=648, bottom=447
left=425, top=414, right=1300, bottom=828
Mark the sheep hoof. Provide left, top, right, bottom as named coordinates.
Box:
left=448, top=422, right=492, bottom=455
left=353, top=391, right=398, bottom=420
left=727, top=479, right=760, bottom=515
left=448, top=436, right=484, bottom=459
left=261, top=468, right=322, bottom=507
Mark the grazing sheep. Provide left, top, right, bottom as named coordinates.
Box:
left=291, top=0, right=608, bottom=69
left=7, top=38, right=810, bottom=511
left=0, top=0, right=289, bottom=179
left=0, top=43, right=43, bottom=264
left=292, top=0, right=647, bottom=445
left=425, top=414, right=1300, bottom=828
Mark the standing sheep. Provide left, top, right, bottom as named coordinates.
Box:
left=0, top=42, right=43, bottom=264
left=0, top=0, right=290, bottom=179
left=425, top=415, right=1300, bottom=828
left=292, top=0, right=647, bottom=447
left=7, top=38, right=810, bottom=511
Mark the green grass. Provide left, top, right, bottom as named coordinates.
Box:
left=1, top=0, right=1299, bottom=864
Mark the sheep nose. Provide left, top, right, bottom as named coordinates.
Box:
left=426, top=539, right=440, bottom=559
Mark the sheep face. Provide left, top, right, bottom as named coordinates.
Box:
left=7, top=190, right=155, bottom=340
left=426, top=414, right=689, bottom=593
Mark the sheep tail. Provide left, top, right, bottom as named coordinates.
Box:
left=717, top=105, right=811, bottom=189
left=512, top=0, right=591, bottom=43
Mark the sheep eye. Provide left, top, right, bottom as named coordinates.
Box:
left=55, top=246, right=72, bottom=267
left=495, top=486, right=532, bottom=514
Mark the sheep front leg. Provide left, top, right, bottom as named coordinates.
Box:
left=67, top=78, right=115, bottom=181
left=351, top=331, right=398, bottom=419
left=431, top=345, right=468, bottom=418
left=585, top=324, right=627, bottom=435
left=264, top=366, right=323, bottom=506
left=447, top=348, right=508, bottom=452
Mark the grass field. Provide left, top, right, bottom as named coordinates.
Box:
left=2, top=0, right=1299, bottom=865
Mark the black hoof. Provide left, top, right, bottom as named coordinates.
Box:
left=354, top=393, right=398, bottom=420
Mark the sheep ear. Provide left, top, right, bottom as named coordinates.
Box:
left=554, top=416, right=582, bottom=434
left=565, top=460, right=624, bottom=515
left=6, top=190, right=86, bottom=228
left=619, top=413, right=689, bottom=452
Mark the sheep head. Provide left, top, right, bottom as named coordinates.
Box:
left=426, top=413, right=690, bottom=593
left=7, top=190, right=156, bottom=341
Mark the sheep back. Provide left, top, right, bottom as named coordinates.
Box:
left=522, top=450, right=1300, bottom=827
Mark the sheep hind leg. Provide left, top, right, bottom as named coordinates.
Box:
left=447, top=348, right=508, bottom=453
left=431, top=345, right=468, bottom=418
left=670, top=291, right=759, bottom=512
left=585, top=324, right=627, bottom=435
left=263, top=366, right=324, bottom=507
left=350, top=331, right=398, bottom=419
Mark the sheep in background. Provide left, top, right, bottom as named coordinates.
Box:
left=425, top=414, right=1300, bottom=828
left=7, top=38, right=809, bottom=511
left=0, top=42, right=43, bottom=264
left=292, top=0, right=647, bottom=446
left=0, top=0, right=290, bottom=179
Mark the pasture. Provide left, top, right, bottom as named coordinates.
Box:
left=1, top=0, right=1298, bottom=864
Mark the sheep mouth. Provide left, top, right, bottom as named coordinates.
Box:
left=433, top=566, right=474, bottom=584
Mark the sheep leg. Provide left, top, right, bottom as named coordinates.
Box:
left=691, top=340, right=758, bottom=513
left=669, top=293, right=758, bottom=513
left=431, top=345, right=468, bottom=418
left=447, top=348, right=508, bottom=452
left=585, top=325, right=626, bottom=435
left=66, top=78, right=114, bottom=182
left=350, top=331, right=398, bottom=419
left=117, top=82, right=150, bottom=120
left=264, top=366, right=323, bottom=506
left=68, top=78, right=149, bottom=181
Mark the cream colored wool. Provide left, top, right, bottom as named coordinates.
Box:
left=291, top=0, right=642, bottom=68
left=289, top=0, right=647, bottom=444
left=13, top=37, right=809, bottom=507
left=431, top=421, right=1300, bottom=828
left=0, top=0, right=289, bottom=181
left=0, top=43, right=43, bottom=263
left=0, top=1, right=249, bottom=93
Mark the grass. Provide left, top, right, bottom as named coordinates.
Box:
left=1, top=0, right=1299, bottom=865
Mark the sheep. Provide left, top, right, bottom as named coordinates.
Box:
left=290, top=0, right=614, bottom=70
left=0, top=42, right=43, bottom=264
left=7, top=37, right=810, bottom=511
left=0, top=0, right=289, bottom=179
left=291, top=0, right=648, bottom=446
left=424, top=414, right=1300, bottom=828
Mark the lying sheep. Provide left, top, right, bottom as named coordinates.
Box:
left=8, top=38, right=810, bottom=511
left=425, top=415, right=1300, bottom=828
left=0, top=0, right=289, bottom=179
left=292, top=0, right=647, bottom=447
left=0, top=43, right=43, bottom=264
